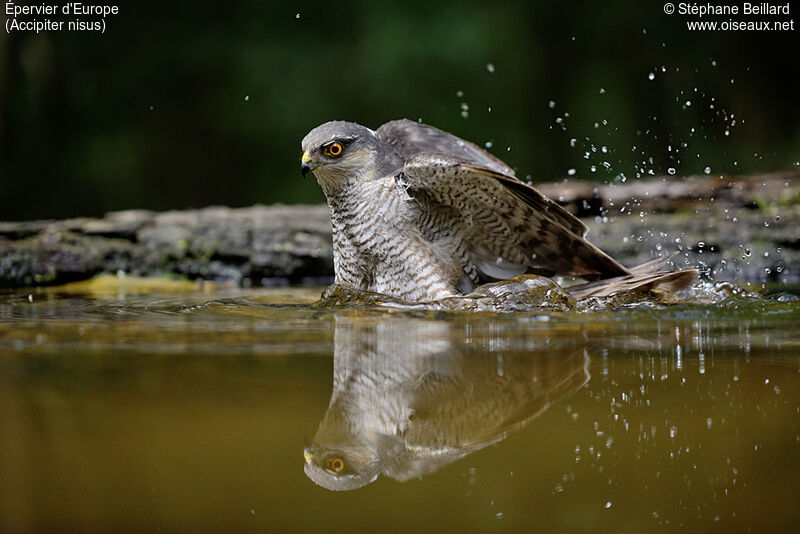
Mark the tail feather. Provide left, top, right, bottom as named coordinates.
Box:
left=568, top=256, right=698, bottom=300
left=627, top=256, right=675, bottom=275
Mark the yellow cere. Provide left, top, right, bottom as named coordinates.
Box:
left=301, top=151, right=312, bottom=164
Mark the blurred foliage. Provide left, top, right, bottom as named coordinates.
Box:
left=1, top=0, right=798, bottom=220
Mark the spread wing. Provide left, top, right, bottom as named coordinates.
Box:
left=401, top=152, right=630, bottom=279
left=377, top=119, right=516, bottom=177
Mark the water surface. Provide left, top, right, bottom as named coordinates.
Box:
left=1, top=279, right=798, bottom=533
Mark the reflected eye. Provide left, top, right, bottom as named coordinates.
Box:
left=324, top=142, right=343, bottom=158
left=328, top=457, right=345, bottom=473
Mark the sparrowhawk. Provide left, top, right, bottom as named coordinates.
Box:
left=300, top=119, right=697, bottom=302
left=303, top=317, right=589, bottom=491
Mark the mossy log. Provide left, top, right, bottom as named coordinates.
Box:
left=1, top=173, right=798, bottom=288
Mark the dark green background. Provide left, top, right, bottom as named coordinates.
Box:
left=1, top=0, right=798, bottom=221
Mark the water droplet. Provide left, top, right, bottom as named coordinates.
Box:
left=456, top=90, right=464, bottom=98
left=295, top=13, right=300, bottom=19
left=685, top=100, right=692, bottom=107
left=724, top=130, right=730, bottom=136
left=484, top=141, right=493, bottom=149
left=667, top=168, right=676, bottom=175
left=486, top=63, right=495, bottom=74
left=567, top=168, right=576, bottom=176
left=604, top=501, right=613, bottom=509
left=548, top=100, right=556, bottom=109
left=704, top=166, right=711, bottom=174
left=599, top=87, right=606, bottom=94
left=244, top=95, right=250, bottom=102
left=648, top=72, right=655, bottom=80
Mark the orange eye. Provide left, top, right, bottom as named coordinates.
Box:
left=329, top=457, right=345, bottom=473
left=325, top=142, right=343, bottom=157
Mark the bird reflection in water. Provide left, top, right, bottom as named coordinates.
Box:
left=303, top=317, right=589, bottom=491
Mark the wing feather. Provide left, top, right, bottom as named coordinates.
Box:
left=378, top=119, right=516, bottom=177
left=402, top=153, right=629, bottom=279
left=377, top=119, right=588, bottom=236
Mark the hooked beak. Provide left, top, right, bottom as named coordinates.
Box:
left=300, top=151, right=314, bottom=177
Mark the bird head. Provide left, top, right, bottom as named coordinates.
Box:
left=302, top=441, right=381, bottom=491
left=300, top=121, right=402, bottom=196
